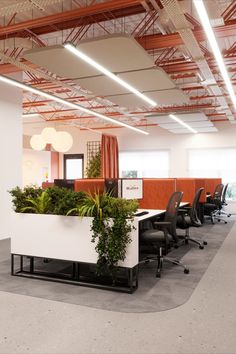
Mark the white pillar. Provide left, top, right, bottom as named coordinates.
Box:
left=0, top=73, right=23, bottom=239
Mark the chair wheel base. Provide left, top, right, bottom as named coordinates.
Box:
left=199, top=245, right=204, bottom=250
left=184, top=268, right=190, bottom=274
left=203, top=241, right=207, bottom=245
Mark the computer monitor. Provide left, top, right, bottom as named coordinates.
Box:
left=121, top=179, right=143, bottom=199
left=54, top=179, right=75, bottom=190
left=104, top=179, right=121, bottom=197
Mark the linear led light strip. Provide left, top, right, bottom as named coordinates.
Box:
left=169, top=114, right=197, bottom=133
left=0, top=75, right=148, bottom=135
left=193, top=0, right=236, bottom=110
left=64, top=43, right=157, bottom=108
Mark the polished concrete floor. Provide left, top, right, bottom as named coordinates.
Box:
left=0, top=219, right=236, bottom=353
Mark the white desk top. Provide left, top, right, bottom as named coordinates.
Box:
left=135, top=209, right=165, bottom=222
left=135, top=202, right=189, bottom=222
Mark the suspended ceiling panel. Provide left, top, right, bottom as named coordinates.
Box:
left=24, top=45, right=100, bottom=79
left=169, top=126, right=218, bottom=134
left=108, top=89, right=189, bottom=108
left=159, top=121, right=213, bottom=129
left=147, top=89, right=190, bottom=105
left=78, top=35, right=154, bottom=73
left=24, top=35, right=154, bottom=79
left=118, top=68, right=175, bottom=91
left=75, top=76, right=129, bottom=96
left=147, top=112, right=208, bottom=124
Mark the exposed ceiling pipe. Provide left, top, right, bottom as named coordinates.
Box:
left=160, top=0, right=234, bottom=122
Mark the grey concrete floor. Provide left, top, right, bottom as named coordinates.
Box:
left=0, top=221, right=236, bottom=353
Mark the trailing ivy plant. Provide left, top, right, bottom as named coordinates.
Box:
left=86, top=150, right=101, bottom=178
left=68, top=191, right=138, bottom=279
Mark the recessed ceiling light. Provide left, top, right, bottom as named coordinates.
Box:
left=169, top=114, right=197, bottom=133
left=193, top=0, right=236, bottom=111
left=64, top=43, right=157, bottom=108
left=0, top=74, right=149, bottom=135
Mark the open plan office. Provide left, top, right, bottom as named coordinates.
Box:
left=1, top=0, right=236, bottom=353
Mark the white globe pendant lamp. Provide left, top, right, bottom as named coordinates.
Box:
left=41, top=127, right=57, bottom=144
left=52, top=131, right=73, bottom=153
left=30, top=134, right=46, bottom=151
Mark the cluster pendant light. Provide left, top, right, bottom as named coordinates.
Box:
left=30, top=127, right=73, bottom=152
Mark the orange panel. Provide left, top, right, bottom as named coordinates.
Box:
left=74, top=179, right=105, bottom=194
left=139, top=178, right=176, bottom=209
left=51, top=151, right=59, bottom=181
left=175, top=179, right=196, bottom=204
left=204, top=178, right=222, bottom=195
left=42, top=182, right=54, bottom=189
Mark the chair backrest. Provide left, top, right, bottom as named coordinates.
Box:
left=213, top=183, right=224, bottom=208
left=222, top=183, right=228, bottom=204
left=190, top=187, right=204, bottom=226
left=164, top=191, right=183, bottom=241
left=213, top=183, right=224, bottom=200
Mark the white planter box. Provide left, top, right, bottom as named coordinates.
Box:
left=10, top=213, right=139, bottom=268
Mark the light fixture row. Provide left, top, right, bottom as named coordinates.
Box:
left=193, top=0, right=236, bottom=111
left=0, top=75, right=149, bottom=135
left=30, top=127, right=73, bottom=152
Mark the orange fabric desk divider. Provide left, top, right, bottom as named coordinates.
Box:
left=175, top=178, right=222, bottom=204
left=74, top=179, right=105, bottom=194
left=138, top=178, right=176, bottom=209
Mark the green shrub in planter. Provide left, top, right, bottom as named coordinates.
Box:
left=9, top=186, right=42, bottom=213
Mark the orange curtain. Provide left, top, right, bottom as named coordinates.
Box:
left=101, top=134, right=119, bottom=178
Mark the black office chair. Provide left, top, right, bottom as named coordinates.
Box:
left=140, top=191, right=189, bottom=278
left=204, top=183, right=226, bottom=224
left=217, top=183, right=231, bottom=219
left=177, top=187, right=207, bottom=249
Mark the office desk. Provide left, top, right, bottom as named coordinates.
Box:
left=135, top=209, right=165, bottom=222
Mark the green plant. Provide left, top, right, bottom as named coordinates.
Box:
left=86, top=150, right=101, bottom=178
left=68, top=191, right=138, bottom=279
left=46, top=187, right=86, bottom=215
left=20, top=190, right=51, bottom=214
left=9, top=186, right=42, bottom=212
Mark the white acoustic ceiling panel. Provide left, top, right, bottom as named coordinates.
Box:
left=24, top=45, right=100, bottom=79
left=147, top=89, right=190, bottom=105
left=78, top=35, right=154, bottom=73
left=146, top=112, right=208, bottom=124
left=24, top=35, right=154, bottom=79
left=108, top=89, right=189, bottom=108
left=75, top=75, right=129, bottom=96
left=106, top=94, right=151, bottom=109
left=168, top=129, right=193, bottom=134
left=118, top=68, right=175, bottom=91
left=169, top=126, right=218, bottom=134
left=159, top=121, right=213, bottom=129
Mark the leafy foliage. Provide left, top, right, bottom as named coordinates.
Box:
left=86, top=150, right=101, bottom=178
left=20, top=190, right=51, bottom=214
left=46, top=187, right=86, bottom=215
left=9, top=186, right=42, bottom=213
left=70, top=191, right=138, bottom=279
left=9, top=186, right=86, bottom=216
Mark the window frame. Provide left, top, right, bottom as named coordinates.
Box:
left=63, top=153, right=84, bottom=179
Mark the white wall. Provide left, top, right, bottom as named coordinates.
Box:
left=23, top=149, right=51, bottom=186
left=0, top=73, right=23, bottom=240
left=24, top=120, right=236, bottom=178
left=48, top=121, right=236, bottom=178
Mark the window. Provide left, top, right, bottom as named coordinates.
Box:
left=119, top=150, right=169, bottom=178
left=64, top=154, right=84, bottom=179
left=188, top=148, right=236, bottom=200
